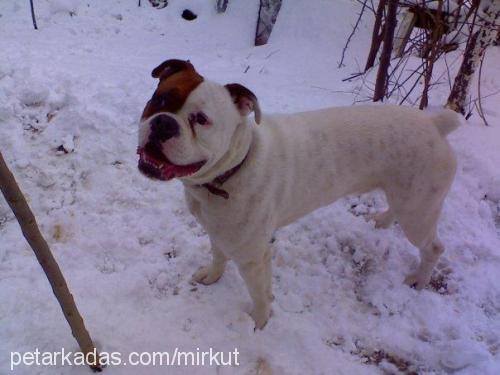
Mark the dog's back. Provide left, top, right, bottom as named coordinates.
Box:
left=253, top=105, right=459, bottom=226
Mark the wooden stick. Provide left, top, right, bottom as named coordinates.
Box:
left=0, top=151, right=102, bottom=372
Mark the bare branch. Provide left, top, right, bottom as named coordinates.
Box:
left=30, top=0, right=38, bottom=30
left=338, top=0, right=369, bottom=68
left=476, top=50, right=489, bottom=126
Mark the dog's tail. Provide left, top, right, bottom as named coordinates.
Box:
left=431, top=109, right=462, bottom=137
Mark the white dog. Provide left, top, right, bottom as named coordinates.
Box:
left=137, top=59, right=459, bottom=329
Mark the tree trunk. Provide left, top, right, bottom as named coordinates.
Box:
left=447, top=4, right=499, bottom=114
left=420, top=1, right=443, bottom=110
left=255, top=0, right=282, bottom=46
left=30, top=0, right=38, bottom=30
left=373, top=0, right=398, bottom=101
left=0, top=152, right=102, bottom=372
left=365, top=0, right=387, bottom=71
left=216, top=0, right=229, bottom=13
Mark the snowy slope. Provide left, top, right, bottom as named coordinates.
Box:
left=1, top=0, right=499, bottom=374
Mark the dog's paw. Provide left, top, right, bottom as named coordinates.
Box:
left=404, top=272, right=428, bottom=290
left=367, top=210, right=395, bottom=229
left=191, top=265, right=224, bottom=285
left=251, top=306, right=271, bottom=330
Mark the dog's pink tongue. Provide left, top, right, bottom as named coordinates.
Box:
left=162, top=164, right=178, bottom=180
left=161, top=162, right=202, bottom=180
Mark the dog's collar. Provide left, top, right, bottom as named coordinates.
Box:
left=199, top=154, right=248, bottom=200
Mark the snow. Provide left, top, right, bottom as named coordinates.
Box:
left=1, top=0, right=499, bottom=374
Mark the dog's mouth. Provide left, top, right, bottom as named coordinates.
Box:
left=137, top=144, right=205, bottom=181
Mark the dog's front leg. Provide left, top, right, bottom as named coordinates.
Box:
left=192, top=246, right=228, bottom=285
left=235, top=247, right=272, bottom=330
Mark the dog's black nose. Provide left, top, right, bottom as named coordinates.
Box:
left=149, top=114, right=180, bottom=142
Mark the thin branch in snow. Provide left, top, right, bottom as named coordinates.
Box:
left=30, top=0, right=38, bottom=30
left=310, top=85, right=354, bottom=94
left=342, top=72, right=365, bottom=82
left=265, top=49, right=280, bottom=59
left=476, top=50, right=489, bottom=126
left=355, top=0, right=375, bottom=13
left=444, top=53, right=453, bottom=91
left=398, top=68, right=426, bottom=105
left=338, top=0, right=369, bottom=68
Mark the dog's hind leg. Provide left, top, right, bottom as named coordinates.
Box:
left=192, top=245, right=228, bottom=285
left=393, top=194, right=448, bottom=290
left=404, top=237, right=444, bottom=290
left=389, top=142, right=455, bottom=290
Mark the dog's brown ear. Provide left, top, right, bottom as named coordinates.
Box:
left=151, top=59, right=196, bottom=80
left=225, top=83, right=261, bottom=124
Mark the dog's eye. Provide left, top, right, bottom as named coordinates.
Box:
left=189, top=112, right=210, bottom=126
left=196, top=112, right=209, bottom=125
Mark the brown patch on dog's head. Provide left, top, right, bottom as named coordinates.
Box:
left=225, top=83, right=261, bottom=124
left=141, top=59, right=204, bottom=120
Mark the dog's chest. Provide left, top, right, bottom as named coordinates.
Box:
left=184, top=184, right=275, bottom=245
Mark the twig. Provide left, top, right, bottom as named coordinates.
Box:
left=310, top=85, right=353, bottom=94
left=338, top=0, right=368, bottom=68
left=265, top=49, right=280, bottom=59
left=355, top=0, right=375, bottom=13
left=444, top=53, right=452, bottom=91
left=476, top=50, right=489, bottom=126
left=30, top=0, right=38, bottom=30
left=474, top=89, right=500, bottom=101
left=342, top=72, right=365, bottom=82
left=399, top=68, right=426, bottom=105
left=387, top=53, right=411, bottom=92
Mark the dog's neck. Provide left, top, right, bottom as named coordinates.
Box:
left=181, top=119, right=252, bottom=187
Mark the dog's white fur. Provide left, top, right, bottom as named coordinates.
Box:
left=139, top=80, right=459, bottom=329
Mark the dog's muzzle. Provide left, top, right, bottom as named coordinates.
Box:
left=149, top=114, right=180, bottom=142
left=137, top=114, right=205, bottom=181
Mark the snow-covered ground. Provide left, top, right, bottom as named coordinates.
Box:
left=1, top=1, right=499, bottom=374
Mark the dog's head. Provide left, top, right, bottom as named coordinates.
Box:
left=137, top=59, right=260, bottom=182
